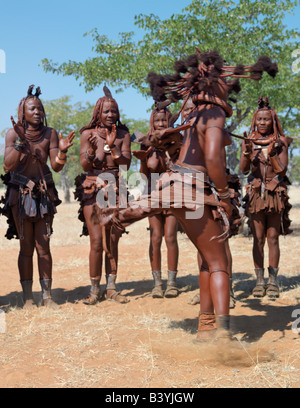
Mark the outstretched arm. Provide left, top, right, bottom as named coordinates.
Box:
left=3, top=128, right=23, bottom=173
left=240, top=135, right=252, bottom=174
left=3, top=115, right=28, bottom=173
left=132, top=146, right=152, bottom=178
left=49, top=129, right=75, bottom=172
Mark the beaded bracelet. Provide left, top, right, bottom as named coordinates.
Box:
left=55, top=151, right=67, bottom=165
left=218, top=191, right=231, bottom=200
left=55, top=157, right=66, bottom=165
left=55, top=149, right=67, bottom=165
left=216, top=185, right=229, bottom=193
left=85, top=151, right=96, bottom=164
left=14, top=137, right=25, bottom=152
left=58, top=150, right=67, bottom=158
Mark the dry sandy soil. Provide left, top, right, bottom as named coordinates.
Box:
left=0, top=186, right=299, bottom=389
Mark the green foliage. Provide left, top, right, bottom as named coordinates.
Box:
left=41, top=0, right=300, bottom=180
left=289, top=155, right=300, bottom=183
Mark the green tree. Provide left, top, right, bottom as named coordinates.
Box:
left=41, top=0, right=300, bottom=180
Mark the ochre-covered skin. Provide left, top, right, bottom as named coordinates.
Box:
left=99, top=98, right=233, bottom=335
left=1, top=86, right=74, bottom=308
left=183, top=99, right=240, bottom=310
left=240, top=98, right=292, bottom=298
left=92, top=51, right=279, bottom=336
left=75, top=94, right=131, bottom=304
left=133, top=108, right=179, bottom=298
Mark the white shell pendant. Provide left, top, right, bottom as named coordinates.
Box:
left=104, top=144, right=111, bottom=153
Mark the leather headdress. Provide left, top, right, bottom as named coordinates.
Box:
left=147, top=49, right=278, bottom=118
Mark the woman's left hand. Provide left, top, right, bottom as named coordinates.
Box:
left=132, top=147, right=152, bottom=161
left=58, top=130, right=75, bottom=152
left=105, top=124, right=117, bottom=148
left=11, top=116, right=26, bottom=140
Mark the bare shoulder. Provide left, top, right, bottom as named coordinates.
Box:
left=203, top=105, right=225, bottom=127
left=81, top=129, right=92, bottom=141
left=47, top=127, right=58, bottom=145
left=196, top=105, right=225, bottom=136
left=48, top=127, right=58, bottom=138
left=5, top=128, right=18, bottom=143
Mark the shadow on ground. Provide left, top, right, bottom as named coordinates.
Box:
left=0, top=274, right=199, bottom=311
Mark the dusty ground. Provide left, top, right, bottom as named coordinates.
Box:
left=0, top=186, right=299, bottom=389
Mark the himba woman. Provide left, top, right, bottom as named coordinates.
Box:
left=132, top=106, right=180, bottom=298
left=98, top=51, right=278, bottom=341
left=182, top=99, right=241, bottom=309
left=0, top=85, right=75, bottom=308
left=240, top=96, right=292, bottom=298
left=74, top=87, right=131, bottom=305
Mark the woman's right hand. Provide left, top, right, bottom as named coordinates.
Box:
left=11, top=116, right=25, bottom=140
left=58, top=130, right=75, bottom=152
left=220, top=197, right=233, bottom=217
left=105, top=124, right=117, bottom=148
left=88, top=132, right=98, bottom=154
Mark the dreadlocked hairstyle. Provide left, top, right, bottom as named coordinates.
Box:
left=249, top=96, right=284, bottom=139
left=80, top=86, right=128, bottom=134
left=17, top=84, right=47, bottom=128
left=147, top=49, right=278, bottom=118
left=148, top=103, right=172, bottom=135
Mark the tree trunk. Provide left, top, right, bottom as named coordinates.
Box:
left=60, top=171, right=71, bottom=203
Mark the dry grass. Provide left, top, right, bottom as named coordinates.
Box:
left=0, top=188, right=299, bottom=388
left=0, top=301, right=299, bottom=388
